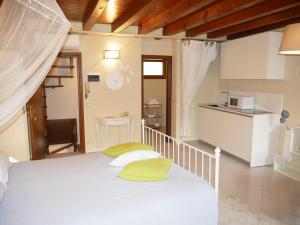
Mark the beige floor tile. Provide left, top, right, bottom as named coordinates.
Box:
left=295, top=216, right=300, bottom=225
left=262, top=196, right=293, bottom=216
left=187, top=140, right=300, bottom=225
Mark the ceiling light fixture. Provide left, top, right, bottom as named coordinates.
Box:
left=279, top=23, right=300, bottom=55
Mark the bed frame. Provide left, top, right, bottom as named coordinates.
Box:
left=141, top=120, right=221, bottom=195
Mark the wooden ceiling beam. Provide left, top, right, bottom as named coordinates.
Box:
left=163, top=0, right=265, bottom=36
left=186, top=0, right=300, bottom=37
left=83, top=0, right=108, bottom=31
left=139, top=0, right=218, bottom=35
left=207, top=6, right=300, bottom=39
left=111, top=0, right=159, bottom=33
left=227, top=17, right=300, bottom=40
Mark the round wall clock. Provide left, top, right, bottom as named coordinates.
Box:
left=105, top=72, right=124, bottom=90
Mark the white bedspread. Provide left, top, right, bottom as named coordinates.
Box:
left=0, top=152, right=217, bottom=225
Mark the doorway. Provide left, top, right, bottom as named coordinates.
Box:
left=27, top=52, right=85, bottom=160
left=141, top=55, right=172, bottom=136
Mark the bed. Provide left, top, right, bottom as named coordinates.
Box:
left=0, top=122, right=220, bottom=225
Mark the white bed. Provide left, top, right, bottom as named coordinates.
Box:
left=0, top=123, right=220, bottom=225
left=0, top=152, right=218, bottom=225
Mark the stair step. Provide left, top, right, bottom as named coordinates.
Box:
left=46, top=75, right=74, bottom=78
left=288, top=159, right=300, bottom=170
left=275, top=166, right=300, bottom=182
left=290, top=152, right=300, bottom=166
left=274, top=154, right=288, bottom=168
left=291, top=151, right=300, bottom=158
left=51, top=65, right=74, bottom=69
left=274, top=154, right=300, bottom=170
left=43, top=85, right=64, bottom=88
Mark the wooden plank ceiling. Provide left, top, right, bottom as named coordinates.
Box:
left=2, top=0, right=300, bottom=39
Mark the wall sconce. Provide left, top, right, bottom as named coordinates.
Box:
left=104, top=50, right=120, bottom=59
left=279, top=23, right=300, bottom=55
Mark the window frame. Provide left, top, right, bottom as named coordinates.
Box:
left=142, top=55, right=168, bottom=79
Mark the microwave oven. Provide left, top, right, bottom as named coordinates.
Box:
left=228, top=95, right=255, bottom=109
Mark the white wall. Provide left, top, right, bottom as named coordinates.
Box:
left=191, top=52, right=220, bottom=138
left=0, top=110, right=30, bottom=161
left=172, top=40, right=182, bottom=139
left=0, top=24, right=220, bottom=159
left=142, top=38, right=173, bottom=55
left=80, top=35, right=142, bottom=152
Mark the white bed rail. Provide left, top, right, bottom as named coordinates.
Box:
left=141, top=120, right=221, bottom=195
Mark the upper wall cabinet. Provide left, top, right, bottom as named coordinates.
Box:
left=220, top=32, right=285, bottom=80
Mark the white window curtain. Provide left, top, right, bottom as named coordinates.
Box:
left=181, top=40, right=217, bottom=138
left=0, top=0, right=70, bottom=127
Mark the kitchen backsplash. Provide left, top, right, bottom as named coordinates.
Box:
left=218, top=90, right=283, bottom=113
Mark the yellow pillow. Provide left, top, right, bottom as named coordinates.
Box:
left=119, top=158, right=172, bottom=182
left=103, top=142, right=153, bottom=158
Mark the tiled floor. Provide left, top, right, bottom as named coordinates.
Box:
left=188, top=140, right=300, bottom=225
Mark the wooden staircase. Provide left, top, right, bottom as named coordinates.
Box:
left=44, top=56, right=74, bottom=88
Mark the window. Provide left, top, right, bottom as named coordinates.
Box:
left=143, top=61, right=163, bottom=76
left=142, top=56, right=167, bottom=79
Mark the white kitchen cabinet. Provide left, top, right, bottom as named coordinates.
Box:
left=198, top=106, right=281, bottom=167
left=220, top=32, right=285, bottom=80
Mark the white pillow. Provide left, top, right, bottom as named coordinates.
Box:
left=0, top=152, right=11, bottom=184
left=110, top=150, right=161, bottom=167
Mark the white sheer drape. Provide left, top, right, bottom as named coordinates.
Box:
left=181, top=40, right=217, bottom=138
left=0, top=0, right=70, bottom=126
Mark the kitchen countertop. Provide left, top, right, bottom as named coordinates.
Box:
left=199, top=104, right=275, bottom=117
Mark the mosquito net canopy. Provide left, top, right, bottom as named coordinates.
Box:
left=0, top=0, right=70, bottom=126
